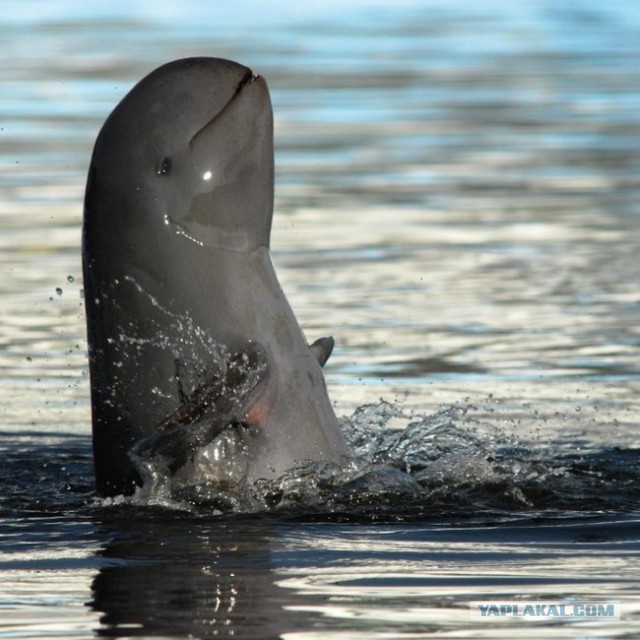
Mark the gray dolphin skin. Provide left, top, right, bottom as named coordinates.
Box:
left=83, top=57, right=350, bottom=497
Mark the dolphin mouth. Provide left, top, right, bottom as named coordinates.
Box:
left=189, top=69, right=259, bottom=147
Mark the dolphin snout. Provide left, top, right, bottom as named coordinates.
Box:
left=189, top=69, right=263, bottom=147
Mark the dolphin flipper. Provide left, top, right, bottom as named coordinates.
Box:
left=309, top=336, right=334, bottom=368
left=129, top=342, right=268, bottom=475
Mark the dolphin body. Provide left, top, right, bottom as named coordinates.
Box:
left=83, top=58, right=350, bottom=497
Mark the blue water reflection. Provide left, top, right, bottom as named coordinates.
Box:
left=2, top=0, right=640, bottom=637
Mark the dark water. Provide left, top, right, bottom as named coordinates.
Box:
left=1, top=0, right=640, bottom=637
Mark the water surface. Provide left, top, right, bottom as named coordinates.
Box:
left=1, top=0, right=639, bottom=637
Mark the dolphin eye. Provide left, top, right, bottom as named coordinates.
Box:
left=156, top=157, right=172, bottom=176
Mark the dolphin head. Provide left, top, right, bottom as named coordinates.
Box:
left=86, top=57, right=274, bottom=255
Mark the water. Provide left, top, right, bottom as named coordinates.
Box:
left=1, top=0, right=640, bottom=637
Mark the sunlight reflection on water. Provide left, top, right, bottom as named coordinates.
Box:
left=1, top=0, right=640, bottom=637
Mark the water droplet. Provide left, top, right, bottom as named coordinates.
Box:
left=67, top=275, right=75, bottom=283
left=55, top=287, right=63, bottom=296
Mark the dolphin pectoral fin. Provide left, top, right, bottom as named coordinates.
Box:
left=129, top=342, right=269, bottom=476
left=129, top=420, right=224, bottom=476
left=168, top=341, right=268, bottom=430
left=309, top=336, right=334, bottom=367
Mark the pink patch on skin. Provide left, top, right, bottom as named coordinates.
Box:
left=243, top=398, right=267, bottom=427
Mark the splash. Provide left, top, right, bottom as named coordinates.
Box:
left=101, top=400, right=640, bottom=519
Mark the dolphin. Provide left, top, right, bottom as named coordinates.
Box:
left=82, top=57, right=350, bottom=497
